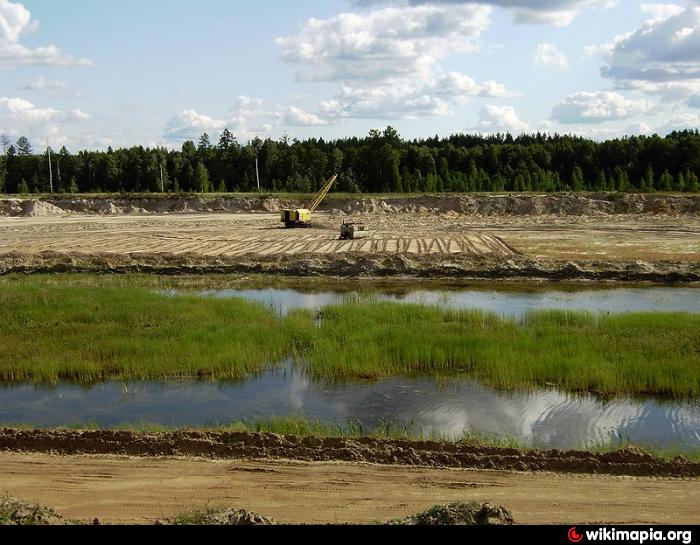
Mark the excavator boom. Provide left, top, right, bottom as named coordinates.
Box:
left=306, top=174, right=338, bottom=213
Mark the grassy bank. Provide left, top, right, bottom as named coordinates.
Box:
left=0, top=278, right=698, bottom=396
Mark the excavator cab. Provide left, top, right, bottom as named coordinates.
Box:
left=281, top=208, right=312, bottom=228
left=281, top=174, right=337, bottom=228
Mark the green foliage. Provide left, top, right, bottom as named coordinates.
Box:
left=192, top=162, right=210, bottom=193
left=2, top=129, right=700, bottom=195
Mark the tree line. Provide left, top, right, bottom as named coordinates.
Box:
left=0, top=127, right=699, bottom=195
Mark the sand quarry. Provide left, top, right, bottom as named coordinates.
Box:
left=1, top=193, right=699, bottom=525
left=0, top=193, right=698, bottom=281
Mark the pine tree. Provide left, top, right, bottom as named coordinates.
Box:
left=16, top=137, right=32, bottom=156
left=193, top=162, right=211, bottom=193
left=596, top=170, right=607, bottom=192
left=659, top=170, right=673, bottom=192
left=571, top=166, right=585, bottom=191
left=686, top=170, right=700, bottom=192
left=18, top=179, right=29, bottom=194
left=675, top=172, right=686, bottom=192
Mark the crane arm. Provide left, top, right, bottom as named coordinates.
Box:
left=306, top=174, right=338, bottom=213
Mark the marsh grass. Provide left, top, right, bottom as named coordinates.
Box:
left=299, top=303, right=700, bottom=398
left=0, top=282, right=287, bottom=383
left=0, top=279, right=698, bottom=397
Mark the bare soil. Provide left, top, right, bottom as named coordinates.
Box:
left=1, top=194, right=698, bottom=282
left=1, top=452, right=698, bottom=525
left=1, top=429, right=698, bottom=478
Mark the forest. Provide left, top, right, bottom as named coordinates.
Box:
left=0, top=127, right=699, bottom=195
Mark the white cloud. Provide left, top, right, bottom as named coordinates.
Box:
left=585, top=4, right=700, bottom=114
left=617, top=79, right=700, bottom=103
left=533, top=43, right=569, bottom=71
left=639, top=3, right=684, bottom=22
left=470, top=104, right=530, bottom=133
left=436, top=72, right=518, bottom=100
left=161, top=97, right=287, bottom=144
left=0, top=96, right=89, bottom=125
left=318, top=72, right=516, bottom=120
left=284, top=106, right=329, bottom=126
left=0, top=96, right=57, bottom=124
left=552, top=91, right=655, bottom=123
left=277, top=5, right=521, bottom=121
left=60, top=109, right=90, bottom=122
left=0, top=97, right=91, bottom=148
left=229, top=95, right=282, bottom=127
left=229, top=95, right=284, bottom=137
left=322, top=84, right=450, bottom=119
left=655, top=112, right=700, bottom=135
left=276, top=5, right=491, bottom=85
left=162, top=110, right=227, bottom=141
left=598, top=5, right=700, bottom=83
left=352, top=0, right=616, bottom=27
left=0, top=0, right=92, bottom=67
left=22, top=76, right=69, bottom=90
left=623, top=121, right=653, bottom=135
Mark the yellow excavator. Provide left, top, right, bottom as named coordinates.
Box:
left=281, top=174, right=338, bottom=228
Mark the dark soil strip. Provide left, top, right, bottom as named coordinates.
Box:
left=1, top=252, right=699, bottom=283
left=1, top=429, right=698, bottom=477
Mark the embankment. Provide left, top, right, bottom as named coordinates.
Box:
left=1, top=251, right=698, bottom=282
left=1, top=429, right=698, bottom=477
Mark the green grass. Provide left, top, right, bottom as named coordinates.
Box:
left=297, top=303, right=700, bottom=398
left=0, top=277, right=698, bottom=397
left=0, top=282, right=288, bottom=383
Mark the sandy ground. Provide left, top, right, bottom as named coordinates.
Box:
left=2, top=453, right=698, bottom=525
left=0, top=212, right=697, bottom=262
left=0, top=213, right=518, bottom=259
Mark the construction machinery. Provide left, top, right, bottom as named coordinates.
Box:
left=339, top=222, right=369, bottom=240
left=281, top=174, right=338, bottom=228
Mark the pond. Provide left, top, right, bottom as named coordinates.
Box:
left=2, top=365, right=698, bottom=452
left=183, top=285, right=700, bottom=317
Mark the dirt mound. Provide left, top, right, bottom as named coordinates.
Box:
left=20, top=201, right=67, bottom=217
left=397, top=502, right=514, bottom=526
left=168, top=508, right=276, bottom=526
left=0, top=496, right=67, bottom=525
left=1, top=429, right=698, bottom=478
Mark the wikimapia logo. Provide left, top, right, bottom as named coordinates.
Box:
left=567, top=527, right=693, bottom=544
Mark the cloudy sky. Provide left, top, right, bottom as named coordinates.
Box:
left=1, top=0, right=699, bottom=150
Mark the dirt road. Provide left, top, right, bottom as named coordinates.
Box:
left=1, top=452, right=698, bottom=525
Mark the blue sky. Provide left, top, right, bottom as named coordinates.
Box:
left=1, top=0, right=699, bottom=150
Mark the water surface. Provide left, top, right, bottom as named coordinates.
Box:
left=2, top=366, right=698, bottom=452
left=189, top=286, right=700, bottom=317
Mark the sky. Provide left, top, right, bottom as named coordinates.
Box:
left=0, top=0, right=699, bottom=151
